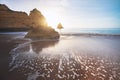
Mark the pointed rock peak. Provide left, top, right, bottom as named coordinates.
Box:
left=30, top=8, right=41, bottom=14
left=32, top=8, right=38, bottom=11
left=0, top=4, right=10, bottom=11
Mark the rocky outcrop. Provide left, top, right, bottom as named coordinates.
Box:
left=25, top=8, right=59, bottom=39
left=0, top=4, right=29, bottom=28
left=0, top=4, right=60, bottom=39
left=29, top=8, right=48, bottom=27
left=25, top=27, right=59, bottom=39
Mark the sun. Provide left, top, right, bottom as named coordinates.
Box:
left=42, top=11, right=61, bottom=29
left=41, top=7, right=69, bottom=30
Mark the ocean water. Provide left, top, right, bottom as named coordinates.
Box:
left=62, top=28, right=120, bottom=34
left=0, top=28, right=120, bottom=35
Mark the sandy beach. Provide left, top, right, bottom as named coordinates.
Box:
left=0, top=33, right=120, bottom=80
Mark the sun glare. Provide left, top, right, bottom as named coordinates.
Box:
left=41, top=7, right=69, bottom=30
left=43, top=11, right=61, bottom=29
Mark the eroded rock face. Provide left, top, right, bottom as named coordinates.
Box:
left=0, top=4, right=60, bottom=39
left=29, top=8, right=48, bottom=27
left=25, top=27, right=60, bottom=39
left=25, top=8, right=59, bottom=39
left=0, top=4, right=29, bottom=28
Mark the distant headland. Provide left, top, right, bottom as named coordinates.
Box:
left=0, top=4, right=59, bottom=39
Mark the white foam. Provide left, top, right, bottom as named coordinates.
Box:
left=27, top=71, right=39, bottom=80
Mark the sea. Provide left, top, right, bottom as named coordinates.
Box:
left=62, top=28, right=120, bottom=35
left=0, top=28, right=120, bottom=35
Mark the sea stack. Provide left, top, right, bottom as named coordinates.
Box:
left=25, top=8, right=59, bottom=39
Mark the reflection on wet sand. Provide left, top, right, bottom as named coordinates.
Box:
left=31, top=40, right=58, bottom=53
left=9, top=40, right=59, bottom=80
left=9, top=36, right=120, bottom=80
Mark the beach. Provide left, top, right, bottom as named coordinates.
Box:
left=0, top=33, right=120, bottom=80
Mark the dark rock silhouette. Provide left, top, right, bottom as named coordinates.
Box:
left=0, top=4, right=59, bottom=39
left=25, top=27, right=59, bottom=39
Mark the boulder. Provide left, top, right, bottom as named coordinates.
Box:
left=25, top=27, right=59, bottom=39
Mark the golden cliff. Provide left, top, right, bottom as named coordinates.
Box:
left=0, top=4, right=29, bottom=29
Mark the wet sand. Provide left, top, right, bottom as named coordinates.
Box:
left=0, top=33, right=28, bottom=80
left=0, top=34, right=120, bottom=80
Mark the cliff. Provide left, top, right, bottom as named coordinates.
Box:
left=0, top=4, right=59, bottom=39
left=0, top=4, right=30, bottom=29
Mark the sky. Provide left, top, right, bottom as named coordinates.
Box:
left=0, top=0, right=120, bottom=29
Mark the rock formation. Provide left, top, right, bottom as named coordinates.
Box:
left=29, top=8, right=48, bottom=27
left=0, top=4, right=29, bottom=29
left=25, top=26, right=59, bottom=39
left=25, top=8, right=59, bottom=39
left=0, top=4, right=59, bottom=39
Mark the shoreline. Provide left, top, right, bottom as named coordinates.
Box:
left=61, top=33, right=120, bottom=36
left=0, top=31, right=120, bottom=36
